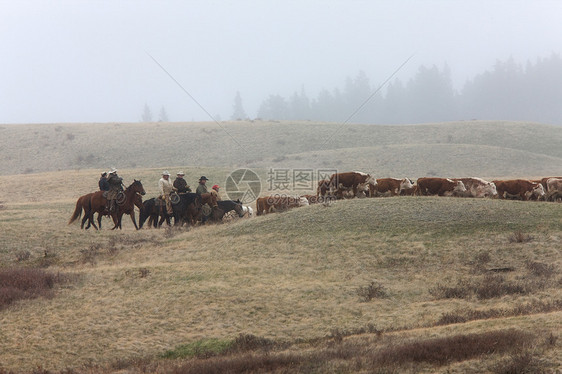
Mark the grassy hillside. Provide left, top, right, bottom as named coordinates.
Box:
left=0, top=170, right=560, bottom=372
left=1, top=120, right=562, bottom=177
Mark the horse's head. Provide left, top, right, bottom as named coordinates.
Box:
left=234, top=201, right=244, bottom=217
left=130, top=179, right=146, bottom=195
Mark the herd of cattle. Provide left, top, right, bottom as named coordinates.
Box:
left=255, top=171, right=562, bottom=215
left=69, top=171, right=562, bottom=229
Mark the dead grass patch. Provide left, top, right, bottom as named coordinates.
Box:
left=430, top=261, right=559, bottom=300
left=169, top=329, right=534, bottom=374
left=435, top=299, right=562, bottom=326
left=370, top=329, right=533, bottom=367
left=0, top=267, right=73, bottom=310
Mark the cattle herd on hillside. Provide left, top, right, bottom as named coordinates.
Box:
left=69, top=172, right=562, bottom=230
left=256, top=172, right=562, bottom=215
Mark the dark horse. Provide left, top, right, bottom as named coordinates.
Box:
left=87, top=180, right=146, bottom=230
left=173, top=193, right=202, bottom=226
left=216, top=200, right=245, bottom=221
left=139, top=198, right=172, bottom=228
left=139, top=193, right=202, bottom=228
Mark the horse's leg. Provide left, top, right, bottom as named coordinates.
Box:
left=130, top=211, right=139, bottom=230
left=81, top=208, right=90, bottom=229
left=97, top=213, right=102, bottom=230
left=111, top=212, right=119, bottom=230
left=115, top=212, right=122, bottom=229
left=86, top=207, right=99, bottom=230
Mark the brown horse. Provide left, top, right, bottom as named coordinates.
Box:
left=114, top=192, right=144, bottom=230
left=87, top=180, right=146, bottom=230
left=199, top=193, right=220, bottom=223
left=68, top=192, right=96, bottom=229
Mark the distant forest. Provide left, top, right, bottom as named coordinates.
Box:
left=237, top=54, right=562, bottom=125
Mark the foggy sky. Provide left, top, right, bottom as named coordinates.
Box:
left=1, top=0, right=561, bottom=124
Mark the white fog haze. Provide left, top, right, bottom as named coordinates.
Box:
left=1, top=0, right=562, bottom=124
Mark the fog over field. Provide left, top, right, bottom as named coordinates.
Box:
left=1, top=1, right=562, bottom=124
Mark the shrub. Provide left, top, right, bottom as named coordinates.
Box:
left=357, top=281, right=388, bottom=302
left=0, top=268, right=70, bottom=310
left=509, top=230, right=532, bottom=243
left=15, top=250, right=31, bottom=262
left=228, top=333, right=276, bottom=352
left=435, top=299, right=562, bottom=326
left=371, top=329, right=533, bottom=366
left=526, top=260, right=557, bottom=278
left=491, top=351, right=544, bottom=374
left=430, top=274, right=539, bottom=300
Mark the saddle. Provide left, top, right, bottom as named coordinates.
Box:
left=201, top=204, right=212, bottom=217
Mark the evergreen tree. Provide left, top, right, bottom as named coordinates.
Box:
left=257, top=94, right=289, bottom=120
left=231, top=91, right=247, bottom=120
left=141, top=103, right=153, bottom=122
left=288, top=86, right=310, bottom=120
left=158, top=106, right=169, bottom=122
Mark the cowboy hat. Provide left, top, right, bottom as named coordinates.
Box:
left=177, top=171, right=185, bottom=176
left=199, top=176, right=209, bottom=181
left=162, top=170, right=171, bottom=176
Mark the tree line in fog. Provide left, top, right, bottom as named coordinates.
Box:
left=235, top=54, right=562, bottom=125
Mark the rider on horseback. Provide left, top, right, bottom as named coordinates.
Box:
left=106, top=168, right=123, bottom=212
left=173, top=171, right=191, bottom=193
left=196, top=176, right=209, bottom=195
left=211, top=184, right=222, bottom=201
left=99, top=172, right=110, bottom=191
left=159, top=170, right=175, bottom=215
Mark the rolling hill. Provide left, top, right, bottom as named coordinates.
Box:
left=1, top=120, right=562, bottom=178
left=0, top=191, right=560, bottom=372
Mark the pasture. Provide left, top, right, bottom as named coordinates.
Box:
left=0, top=120, right=561, bottom=373
left=0, top=167, right=560, bottom=373
left=1, top=120, right=562, bottom=178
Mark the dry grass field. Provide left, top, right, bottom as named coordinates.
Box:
left=1, top=120, right=562, bottom=177
left=0, top=121, right=561, bottom=373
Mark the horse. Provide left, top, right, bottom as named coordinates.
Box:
left=87, top=180, right=146, bottom=230
left=113, top=191, right=144, bottom=230
left=241, top=205, right=253, bottom=217
left=216, top=200, right=245, bottom=221
left=199, top=193, right=220, bottom=223
left=173, top=193, right=202, bottom=226
left=139, top=198, right=171, bottom=229
left=68, top=192, right=96, bottom=229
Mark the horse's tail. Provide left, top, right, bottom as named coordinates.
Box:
left=68, top=198, right=83, bottom=224
left=138, top=198, right=153, bottom=229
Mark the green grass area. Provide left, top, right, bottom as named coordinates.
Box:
left=161, top=338, right=233, bottom=359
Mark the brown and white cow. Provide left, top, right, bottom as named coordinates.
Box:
left=369, top=178, right=414, bottom=197
left=453, top=177, right=498, bottom=198
left=416, top=177, right=467, bottom=197
left=255, top=195, right=307, bottom=215
left=328, top=172, right=376, bottom=198
left=545, top=178, right=562, bottom=202
left=400, top=184, right=418, bottom=196
left=492, top=179, right=546, bottom=201
left=536, top=177, right=562, bottom=192
left=317, top=179, right=331, bottom=197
